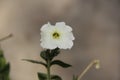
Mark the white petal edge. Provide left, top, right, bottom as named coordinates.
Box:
left=55, top=22, right=72, bottom=32
left=41, top=22, right=52, bottom=31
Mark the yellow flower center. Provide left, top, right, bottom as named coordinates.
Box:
left=52, top=32, right=60, bottom=39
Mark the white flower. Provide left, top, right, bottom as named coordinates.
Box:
left=40, top=22, right=75, bottom=49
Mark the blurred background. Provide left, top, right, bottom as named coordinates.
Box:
left=0, top=0, right=120, bottom=80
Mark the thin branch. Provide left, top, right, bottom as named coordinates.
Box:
left=0, top=34, right=13, bottom=42
left=78, top=60, right=100, bottom=80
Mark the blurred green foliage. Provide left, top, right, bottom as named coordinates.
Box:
left=0, top=49, right=10, bottom=80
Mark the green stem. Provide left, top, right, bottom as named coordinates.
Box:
left=47, top=58, right=51, bottom=80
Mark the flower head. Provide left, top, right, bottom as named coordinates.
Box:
left=40, top=22, right=75, bottom=49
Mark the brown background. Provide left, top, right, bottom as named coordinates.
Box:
left=0, top=0, right=120, bottom=80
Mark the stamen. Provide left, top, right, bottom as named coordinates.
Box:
left=52, top=32, right=60, bottom=39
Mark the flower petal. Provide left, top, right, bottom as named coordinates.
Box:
left=55, top=22, right=65, bottom=27
left=55, top=22, right=72, bottom=32
left=41, top=22, right=52, bottom=31
left=40, top=22, right=75, bottom=49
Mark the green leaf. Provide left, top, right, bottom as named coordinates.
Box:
left=40, top=50, right=46, bottom=60
left=73, top=75, right=78, bottom=80
left=0, top=50, right=4, bottom=57
left=0, top=57, right=6, bottom=70
left=51, top=75, right=62, bottom=80
left=0, top=63, right=10, bottom=80
left=0, top=63, right=10, bottom=74
left=22, top=59, right=47, bottom=67
left=51, top=60, right=72, bottom=68
left=40, top=49, right=50, bottom=61
left=50, top=48, right=60, bottom=60
left=0, top=49, right=6, bottom=70
left=51, top=48, right=60, bottom=57
left=38, top=72, right=62, bottom=80
left=38, top=72, right=47, bottom=80
left=40, top=48, right=60, bottom=61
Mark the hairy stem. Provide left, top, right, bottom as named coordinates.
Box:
left=47, top=57, right=51, bottom=80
